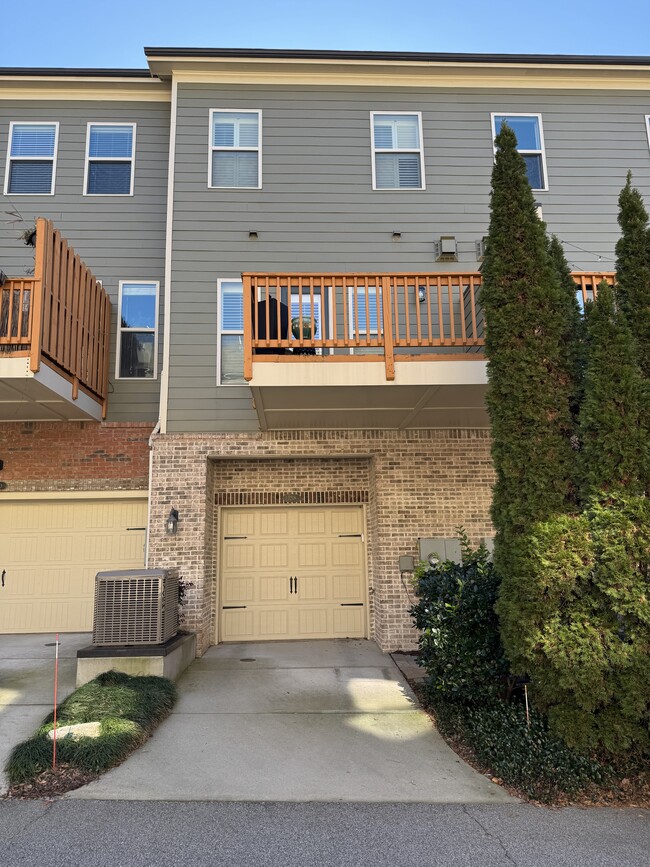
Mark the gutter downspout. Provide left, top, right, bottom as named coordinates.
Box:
left=144, top=419, right=161, bottom=568
left=159, top=74, right=178, bottom=436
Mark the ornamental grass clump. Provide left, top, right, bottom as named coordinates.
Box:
left=6, top=670, right=177, bottom=786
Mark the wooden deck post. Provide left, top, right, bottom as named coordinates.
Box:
left=28, top=218, right=48, bottom=373
left=243, top=273, right=253, bottom=381
left=381, top=275, right=395, bottom=381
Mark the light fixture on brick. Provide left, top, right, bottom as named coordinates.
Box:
left=166, top=508, right=179, bottom=535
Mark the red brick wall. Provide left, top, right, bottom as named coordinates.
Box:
left=0, top=421, right=153, bottom=491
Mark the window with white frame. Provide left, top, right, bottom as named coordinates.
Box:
left=210, top=110, right=261, bottom=189
left=646, top=115, right=650, bottom=154
left=491, top=114, right=548, bottom=191
left=218, top=279, right=246, bottom=384
left=85, top=123, right=135, bottom=195
left=117, top=281, right=158, bottom=379
left=371, top=112, right=424, bottom=190
left=4, top=122, right=58, bottom=195
left=348, top=285, right=383, bottom=337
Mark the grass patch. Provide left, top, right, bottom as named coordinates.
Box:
left=6, top=670, right=177, bottom=789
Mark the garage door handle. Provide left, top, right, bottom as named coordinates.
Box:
left=1, top=569, right=5, bottom=588
left=223, top=606, right=247, bottom=610
left=340, top=603, right=363, bottom=607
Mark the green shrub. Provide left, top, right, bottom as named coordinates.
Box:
left=434, top=699, right=609, bottom=802
left=6, top=671, right=177, bottom=785
left=496, top=494, right=650, bottom=755
left=411, top=532, right=509, bottom=704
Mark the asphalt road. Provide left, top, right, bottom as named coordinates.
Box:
left=1, top=801, right=648, bottom=866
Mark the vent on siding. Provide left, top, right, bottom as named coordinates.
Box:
left=93, top=568, right=179, bottom=646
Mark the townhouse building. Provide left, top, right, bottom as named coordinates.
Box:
left=1, top=48, right=645, bottom=652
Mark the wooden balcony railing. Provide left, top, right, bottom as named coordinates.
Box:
left=0, top=218, right=111, bottom=415
left=243, top=271, right=615, bottom=382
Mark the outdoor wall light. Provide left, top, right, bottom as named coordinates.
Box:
left=417, top=285, right=427, bottom=303
left=166, top=508, right=179, bottom=536
left=427, top=552, right=440, bottom=567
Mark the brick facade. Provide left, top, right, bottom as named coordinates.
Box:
left=0, top=421, right=152, bottom=492
left=147, top=429, right=495, bottom=655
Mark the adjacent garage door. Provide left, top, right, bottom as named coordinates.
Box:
left=0, top=497, right=148, bottom=634
left=219, top=506, right=367, bottom=642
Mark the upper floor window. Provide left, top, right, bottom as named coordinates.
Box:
left=371, top=112, right=425, bottom=190
left=117, top=281, right=158, bottom=379
left=646, top=115, right=650, bottom=153
left=85, top=123, right=135, bottom=195
left=4, top=122, right=58, bottom=195
left=491, top=113, right=548, bottom=191
left=210, top=110, right=261, bottom=189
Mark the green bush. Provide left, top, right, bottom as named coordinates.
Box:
left=6, top=670, right=177, bottom=785
left=496, top=494, right=650, bottom=755
left=411, top=532, right=509, bottom=704
left=434, top=699, right=609, bottom=802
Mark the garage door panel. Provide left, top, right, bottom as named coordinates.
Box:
left=219, top=506, right=366, bottom=643
left=259, top=575, right=290, bottom=602
left=298, top=574, right=328, bottom=601
left=259, top=542, right=289, bottom=568
left=298, top=608, right=328, bottom=636
left=298, top=543, right=327, bottom=567
left=0, top=498, right=147, bottom=634
left=223, top=577, right=255, bottom=604
left=333, top=607, right=365, bottom=636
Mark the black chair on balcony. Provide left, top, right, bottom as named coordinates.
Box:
left=254, top=298, right=289, bottom=354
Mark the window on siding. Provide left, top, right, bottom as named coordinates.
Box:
left=85, top=123, right=135, bottom=195
left=117, top=281, right=158, bottom=379
left=348, top=285, right=383, bottom=337
left=371, top=113, right=424, bottom=190
left=491, top=114, right=547, bottom=191
left=218, top=280, right=246, bottom=384
left=210, top=111, right=261, bottom=189
left=4, top=122, right=58, bottom=195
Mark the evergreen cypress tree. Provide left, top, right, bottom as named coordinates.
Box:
left=615, top=172, right=650, bottom=378
left=481, top=125, right=578, bottom=671
left=481, top=126, right=576, bottom=537
left=547, top=234, right=586, bottom=426
left=579, top=282, right=649, bottom=499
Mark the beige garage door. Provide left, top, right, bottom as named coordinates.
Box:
left=220, top=506, right=367, bottom=642
left=0, top=497, right=148, bottom=634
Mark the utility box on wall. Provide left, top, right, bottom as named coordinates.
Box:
left=418, top=537, right=462, bottom=564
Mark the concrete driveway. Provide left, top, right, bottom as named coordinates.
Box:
left=0, top=632, right=90, bottom=794
left=70, top=639, right=515, bottom=803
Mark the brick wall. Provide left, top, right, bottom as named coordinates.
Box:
left=0, top=421, right=153, bottom=491
left=147, top=429, right=495, bottom=655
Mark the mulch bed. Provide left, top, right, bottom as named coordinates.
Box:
left=4, top=766, right=98, bottom=800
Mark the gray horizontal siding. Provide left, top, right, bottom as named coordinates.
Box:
left=167, top=82, right=650, bottom=433
left=0, top=100, right=169, bottom=422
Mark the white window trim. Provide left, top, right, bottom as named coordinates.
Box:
left=490, top=112, right=549, bottom=192
left=645, top=115, right=650, bottom=154
left=115, top=280, right=159, bottom=381
left=370, top=111, right=425, bottom=191
left=217, top=278, right=245, bottom=386
left=83, top=122, right=136, bottom=197
left=3, top=121, right=59, bottom=196
left=208, top=109, right=262, bottom=190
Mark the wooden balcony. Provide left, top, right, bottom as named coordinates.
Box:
left=0, top=219, right=111, bottom=421
left=242, top=271, right=614, bottom=430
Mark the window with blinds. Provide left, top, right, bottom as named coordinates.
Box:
left=85, top=123, right=136, bottom=195
left=210, top=110, right=261, bottom=189
left=5, top=122, right=58, bottom=195
left=371, top=113, right=424, bottom=190
left=218, top=280, right=246, bottom=384
left=491, top=114, right=548, bottom=191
